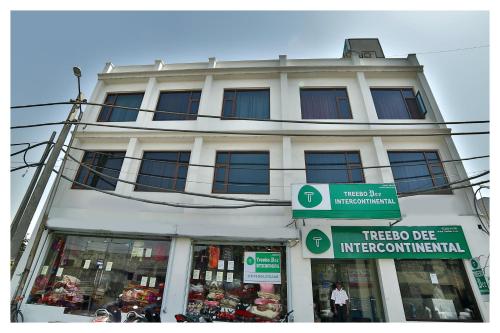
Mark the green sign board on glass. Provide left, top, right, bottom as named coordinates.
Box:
left=243, top=252, right=281, bottom=284
left=471, top=258, right=489, bottom=295
left=331, top=226, right=472, bottom=259
left=292, top=183, right=401, bottom=219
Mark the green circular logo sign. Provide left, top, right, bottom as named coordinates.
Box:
left=306, top=229, right=331, bottom=254
left=246, top=257, right=255, bottom=265
left=298, top=185, right=323, bottom=208
left=471, top=258, right=479, bottom=269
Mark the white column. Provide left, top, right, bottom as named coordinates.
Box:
left=184, top=137, right=204, bottom=196
left=282, top=136, right=292, bottom=200
left=162, top=237, right=192, bottom=322
left=352, top=54, right=379, bottom=124
left=288, top=242, right=314, bottom=322
left=114, top=138, right=141, bottom=195
left=372, top=136, right=394, bottom=183
left=198, top=74, right=213, bottom=116
left=136, top=77, right=159, bottom=125
left=376, top=259, right=406, bottom=322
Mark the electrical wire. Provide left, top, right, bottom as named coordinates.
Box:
left=473, top=187, right=490, bottom=235
left=10, top=100, right=490, bottom=126
left=62, top=148, right=289, bottom=204
left=63, top=145, right=489, bottom=172
left=11, top=120, right=489, bottom=138
left=387, top=44, right=489, bottom=57
left=10, top=141, right=53, bottom=157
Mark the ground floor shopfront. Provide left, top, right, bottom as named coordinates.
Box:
left=14, top=222, right=489, bottom=322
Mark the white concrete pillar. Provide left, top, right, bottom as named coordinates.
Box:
left=198, top=74, right=214, bottom=116
left=376, top=259, right=406, bottom=322
left=81, top=79, right=106, bottom=123
left=114, top=138, right=141, bottom=195
left=162, top=237, right=193, bottom=322
left=372, top=136, right=394, bottom=183
left=282, top=136, right=292, bottom=200
left=184, top=137, right=204, bottom=196
left=288, top=241, right=314, bottom=322
left=136, top=77, right=159, bottom=125
left=352, top=54, right=379, bottom=124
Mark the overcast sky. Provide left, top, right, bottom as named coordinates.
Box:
left=10, top=11, right=489, bottom=223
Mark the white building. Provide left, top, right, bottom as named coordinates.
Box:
left=12, top=39, right=489, bottom=323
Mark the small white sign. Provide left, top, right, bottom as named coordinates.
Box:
left=83, top=260, right=91, bottom=269
left=41, top=265, right=49, bottom=275
left=205, top=271, right=213, bottom=281
left=216, top=271, right=224, bottom=282
left=226, top=272, right=234, bottom=283
left=140, top=276, right=148, bottom=287
left=193, top=269, right=200, bottom=280
left=56, top=267, right=64, bottom=277
left=149, top=277, right=157, bottom=287
left=430, top=273, right=439, bottom=284
left=218, top=260, right=225, bottom=270
left=132, top=247, right=144, bottom=258
left=105, top=261, right=113, bottom=271
left=145, top=248, right=152, bottom=258
left=228, top=261, right=234, bottom=271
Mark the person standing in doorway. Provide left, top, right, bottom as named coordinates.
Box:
left=330, top=281, right=349, bottom=322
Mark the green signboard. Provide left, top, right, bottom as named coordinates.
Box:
left=331, top=226, right=471, bottom=259
left=292, top=183, right=401, bottom=219
left=471, top=258, right=489, bottom=295
left=243, top=252, right=281, bottom=284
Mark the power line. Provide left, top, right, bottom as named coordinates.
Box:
left=11, top=120, right=490, bottom=137
left=388, top=44, right=489, bottom=57
left=10, top=100, right=490, bottom=126
left=10, top=141, right=53, bottom=157
left=64, top=145, right=489, bottom=172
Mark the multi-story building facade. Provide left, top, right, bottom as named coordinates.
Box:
left=12, top=39, right=489, bottom=322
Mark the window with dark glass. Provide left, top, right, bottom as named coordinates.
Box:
left=371, top=88, right=426, bottom=119
left=153, top=91, right=201, bottom=121
left=300, top=88, right=352, bottom=119
left=27, top=233, right=171, bottom=320
left=388, top=151, right=450, bottom=194
left=213, top=152, right=270, bottom=194
left=186, top=243, right=287, bottom=322
left=396, top=259, right=481, bottom=322
left=305, top=151, right=365, bottom=184
left=135, top=151, right=191, bottom=192
left=221, top=89, right=270, bottom=120
left=97, top=93, right=144, bottom=122
left=72, top=151, right=126, bottom=190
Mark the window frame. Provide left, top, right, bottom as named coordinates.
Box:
left=370, top=87, right=426, bottom=120
left=212, top=150, right=271, bottom=195
left=220, top=88, right=271, bottom=120
left=71, top=150, right=126, bottom=191
left=134, top=150, right=191, bottom=192
left=304, top=150, right=365, bottom=184
left=387, top=149, right=452, bottom=195
left=153, top=90, right=202, bottom=121
left=96, top=92, right=145, bottom=122
left=299, top=87, right=353, bottom=119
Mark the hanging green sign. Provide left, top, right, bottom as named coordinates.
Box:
left=243, top=252, right=281, bottom=284
left=471, top=258, right=489, bottom=295
left=292, top=183, right=401, bottom=219
left=331, top=226, right=471, bottom=259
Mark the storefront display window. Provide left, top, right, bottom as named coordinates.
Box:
left=311, top=259, right=385, bottom=322
left=395, top=259, right=481, bottom=321
left=27, top=234, right=170, bottom=319
left=186, top=244, right=287, bottom=322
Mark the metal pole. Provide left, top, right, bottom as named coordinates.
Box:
left=10, top=97, right=80, bottom=271
left=10, top=131, right=56, bottom=241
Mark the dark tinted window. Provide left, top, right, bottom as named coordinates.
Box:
left=97, top=93, right=144, bottom=122
left=213, top=152, right=270, bottom=194
left=371, top=88, right=425, bottom=119
left=305, top=152, right=364, bottom=184
left=222, top=89, right=270, bottom=120
left=300, top=88, right=352, bottom=119
left=154, top=91, right=201, bottom=121
left=388, top=151, right=450, bottom=194
left=135, top=152, right=191, bottom=192
left=73, top=151, right=126, bottom=190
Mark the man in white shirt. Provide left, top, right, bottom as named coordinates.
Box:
left=330, top=281, right=349, bottom=322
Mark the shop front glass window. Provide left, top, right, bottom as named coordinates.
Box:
left=395, top=259, right=481, bottom=322
left=311, top=259, right=385, bottom=322
left=186, top=244, right=287, bottom=322
left=27, top=234, right=170, bottom=320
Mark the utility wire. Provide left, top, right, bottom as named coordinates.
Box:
left=64, top=145, right=489, bottom=172
left=62, top=149, right=289, bottom=204
left=473, top=187, right=490, bottom=235
left=11, top=120, right=490, bottom=137
left=388, top=44, right=489, bottom=57
left=10, top=100, right=490, bottom=126
left=10, top=141, right=53, bottom=157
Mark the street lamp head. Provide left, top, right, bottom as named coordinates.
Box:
left=73, top=67, right=82, bottom=77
